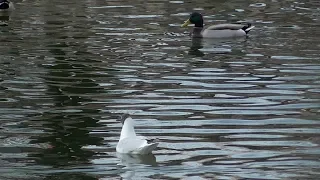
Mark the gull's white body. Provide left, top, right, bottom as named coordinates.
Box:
left=116, top=117, right=158, bottom=154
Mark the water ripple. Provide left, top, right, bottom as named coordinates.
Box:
left=0, top=0, right=319, bottom=179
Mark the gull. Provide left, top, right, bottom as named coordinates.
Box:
left=116, top=115, right=159, bottom=154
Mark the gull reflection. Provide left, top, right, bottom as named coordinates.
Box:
left=117, top=153, right=158, bottom=180
left=117, top=153, right=158, bottom=167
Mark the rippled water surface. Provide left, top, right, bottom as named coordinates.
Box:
left=1, top=0, right=320, bottom=179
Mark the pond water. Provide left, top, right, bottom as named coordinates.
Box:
left=0, top=0, right=320, bottom=179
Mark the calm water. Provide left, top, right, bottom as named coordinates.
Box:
left=0, top=0, right=320, bottom=179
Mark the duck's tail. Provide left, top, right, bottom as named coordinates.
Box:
left=242, top=23, right=255, bottom=34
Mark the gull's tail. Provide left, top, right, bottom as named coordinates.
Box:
left=136, top=143, right=159, bottom=154
left=242, top=23, right=255, bottom=34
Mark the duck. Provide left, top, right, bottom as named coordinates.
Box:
left=181, top=12, right=254, bottom=38
left=116, top=115, right=159, bottom=154
left=0, top=0, right=14, bottom=14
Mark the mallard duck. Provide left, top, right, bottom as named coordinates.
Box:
left=0, top=0, right=14, bottom=13
left=181, top=12, right=254, bottom=38
left=116, top=115, right=159, bottom=154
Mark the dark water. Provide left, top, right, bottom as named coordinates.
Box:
left=1, top=0, right=320, bottom=179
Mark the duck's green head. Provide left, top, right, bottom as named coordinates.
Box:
left=181, top=12, right=204, bottom=28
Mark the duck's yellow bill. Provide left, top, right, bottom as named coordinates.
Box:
left=181, top=19, right=191, bottom=27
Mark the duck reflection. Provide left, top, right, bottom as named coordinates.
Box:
left=30, top=42, right=104, bottom=168
left=30, top=35, right=103, bottom=180
left=0, top=15, right=9, bottom=21
left=188, top=37, right=204, bottom=57
left=0, top=11, right=10, bottom=25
